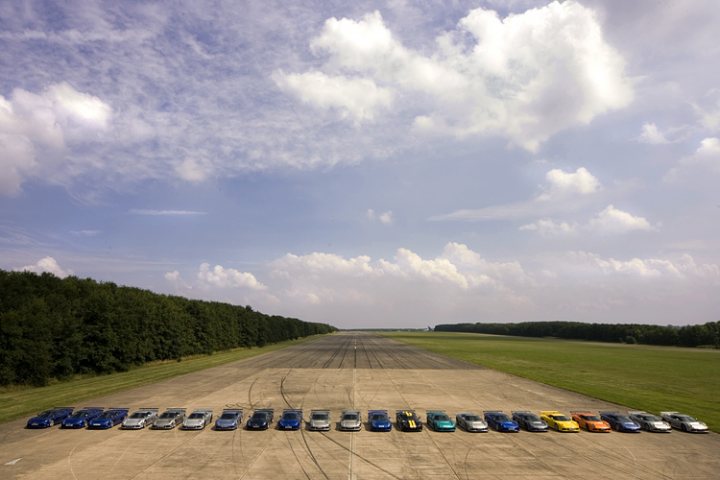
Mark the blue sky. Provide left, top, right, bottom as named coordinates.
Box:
left=2, top=0, right=719, bottom=328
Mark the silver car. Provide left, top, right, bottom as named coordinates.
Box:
left=456, top=412, right=489, bottom=432
left=660, top=411, right=709, bottom=433
left=628, top=411, right=671, bottom=433
left=152, top=408, right=186, bottom=429
left=308, top=410, right=331, bottom=431
left=339, top=410, right=361, bottom=431
left=182, top=409, right=213, bottom=430
left=122, top=408, right=159, bottom=429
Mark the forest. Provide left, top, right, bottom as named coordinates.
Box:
left=0, top=270, right=335, bottom=386
left=435, top=320, right=720, bottom=348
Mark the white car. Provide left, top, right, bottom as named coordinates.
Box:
left=660, top=411, right=709, bottom=433
left=152, top=408, right=187, bottom=429
left=309, top=410, right=331, bottom=431
left=122, top=408, right=159, bottom=429
left=182, top=409, right=213, bottom=430
left=339, top=410, right=361, bottom=431
left=456, top=412, right=489, bottom=432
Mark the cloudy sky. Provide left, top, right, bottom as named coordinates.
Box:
left=2, top=0, right=719, bottom=328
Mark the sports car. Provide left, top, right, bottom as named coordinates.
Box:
left=570, top=411, right=611, bottom=432
left=540, top=411, right=580, bottom=432
left=660, top=411, right=709, bottom=433
left=152, top=408, right=186, bottom=430
left=339, top=410, right=362, bottom=431
left=182, top=409, right=213, bottom=430
left=599, top=411, right=641, bottom=433
left=246, top=409, right=274, bottom=430
left=368, top=410, right=392, bottom=432
left=511, top=411, right=548, bottom=432
left=122, top=408, right=159, bottom=429
left=628, top=411, right=671, bottom=433
left=27, top=407, right=74, bottom=429
left=456, top=412, right=489, bottom=432
left=396, top=410, right=422, bottom=432
left=308, top=410, right=330, bottom=431
left=484, top=411, right=520, bottom=433
left=88, top=408, right=129, bottom=429
left=426, top=410, right=455, bottom=432
left=215, top=409, right=243, bottom=430
left=61, top=407, right=104, bottom=429
left=278, top=409, right=302, bottom=430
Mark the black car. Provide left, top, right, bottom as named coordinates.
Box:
left=395, top=410, right=423, bottom=432
left=599, top=411, right=641, bottom=433
left=246, top=409, right=274, bottom=430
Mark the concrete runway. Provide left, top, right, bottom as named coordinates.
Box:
left=1, top=333, right=718, bottom=479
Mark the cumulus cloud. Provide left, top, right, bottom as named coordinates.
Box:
left=197, top=263, right=266, bottom=290
left=367, top=209, right=393, bottom=225
left=432, top=167, right=601, bottom=221
left=278, top=2, right=632, bottom=150
left=274, top=71, right=392, bottom=123
left=16, top=256, right=72, bottom=278
left=638, top=122, right=669, bottom=144
left=563, top=251, right=719, bottom=279
left=665, top=137, right=720, bottom=181
left=0, top=83, right=112, bottom=195
left=521, top=205, right=655, bottom=237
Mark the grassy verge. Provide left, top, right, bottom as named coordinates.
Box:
left=0, top=336, right=314, bottom=424
left=383, top=331, right=719, bottom=431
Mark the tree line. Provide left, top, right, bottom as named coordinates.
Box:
left=435, top=320, right=720, bottom=348
left=0, top=270, right=336, bottom=386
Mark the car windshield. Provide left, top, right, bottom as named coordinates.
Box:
left=343, top=414, right=358, bottom=420
left=130, top=412, right=146, bottom=418
left=583, top=415, right=601, bottom=421
left=160, top=412, right=176, bottom=418
left=495, top=415, right=509, bottom=421
left=677, top=415, right=695, bottom=422
left=220, top=413, right=237, bottom=420
left=465, top=416, right=480, bottom=421
left=616, top=416, right=632, bottom=422
left=437, top=415, right=450, bottom=421
left=189, top=413, right=204, bottom=419
left=371, top=414, right=386, bottom=420
left=283, top=413, right=298, bottom=420
left=98, top=413, right=112, bottom=418
left=312, top=413, right=328, bottom=420
left=38, top=410, right=53, bottom=417
left=553, top=415, right=570, bottom=421
left=70, top=411, right=88, bottom=418
left=252, top=413, right=267, bottom=420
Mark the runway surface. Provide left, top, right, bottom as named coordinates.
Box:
left=1, top=333, right=718, bottom=479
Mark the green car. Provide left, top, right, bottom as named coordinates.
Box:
left=426, top=410, right=455, bottom=432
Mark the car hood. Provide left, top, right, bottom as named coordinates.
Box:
left=467, top=420, right=488, bottom=428
left=123, top=418, right=145, bottom=425
left=341, top=420, right=360, bottom=427
left=184, top=419, right=204, bottom=426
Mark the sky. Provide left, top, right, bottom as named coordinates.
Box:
left=1, top=0, right=719, bottom=329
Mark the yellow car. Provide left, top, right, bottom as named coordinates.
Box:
left=540, top=411, right=580, bottom=432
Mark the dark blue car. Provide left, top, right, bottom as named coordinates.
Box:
left=215, top=409, right=243, bottom=430
left=87, top=408, right=129, bottom=429
left=26, top=407, right=74, bottom=429
left=61, top=407, right=104, bottom=429
left=599, top=411, right=641, bottom=433
left=368, top=410, right=392, bottom=431
left=277, top=409, right=302, bottom=430
left=246, top=409, right=273, bottom=430
left=484, top=411, right=520, bottom=432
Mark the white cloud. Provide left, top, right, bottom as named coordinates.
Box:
left=197, top=263, right=266, bottom=290
left=432, top=167, right=601, bottom=221
left=16, top=256, right=72, bottom=278
left=587, top=205, right=654, bottom=234
left=280, top=2, right=632, bottom=150
left=129, top=209, right=207, bottom=216
left=274, top=71, right=392, bottom=123
left=367, top=209, right=393, bottom=225
left=562, top=251, right=718, bottom=279
left=638, top=122, right=669, bottom=144
left=175, top=158, right=211, bottom=183
left=0, top=83, right=112, bottom=195
left=520, top=219, right=579, bottom=237
left=665, top=137, right=720, bottom=181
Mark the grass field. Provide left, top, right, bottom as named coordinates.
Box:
left=0, top=337, right=312, bottom=424
left=384, top=331, right=720, bottom=431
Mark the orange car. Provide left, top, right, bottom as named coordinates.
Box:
left=571, top=411, right=611, bottom=432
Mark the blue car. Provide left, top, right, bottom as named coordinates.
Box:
left=368, top=410, right=392, bottom=432
left=246, top=409, right=274, bottom=430
left=215, top=409, right=243, bottom=430
left=484, top=411, right=520, bottom=432
left=277, top=409, right=303, bottom=430
left=599, top=411, right=641, bottom=433
left=87, top=408, right=129, bottom=429
left=26, top=407, right=74, bottom=429
left=61, top=407, right=104, bottom=429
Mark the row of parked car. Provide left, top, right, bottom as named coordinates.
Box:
left=26, top=406, right=709, bottom=433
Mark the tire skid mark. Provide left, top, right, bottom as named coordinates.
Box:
left=318, top=432, right=404, bottom=480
